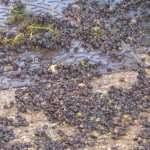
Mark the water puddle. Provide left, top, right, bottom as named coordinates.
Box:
left=0, top=44, right=140, bottom=90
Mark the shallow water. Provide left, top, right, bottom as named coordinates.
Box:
left=0, top=0, right=148, bottom=90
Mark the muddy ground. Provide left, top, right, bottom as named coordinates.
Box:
left=0, top=0, right=150, bottom=149
left=0, top=53, right=149, bottom=150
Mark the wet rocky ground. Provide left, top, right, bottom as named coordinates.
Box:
left=0, top=54, right=149, bottom=150
left=0, top=0, right=150, bottom=150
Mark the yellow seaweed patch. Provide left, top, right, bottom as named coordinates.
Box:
left=131, top=19, right=137, bottom=25
left=123, top=114, right=132, bottom=123
left=49, top=64, right=57, bottom=74
left=29, top=25, right=53, bottom=32
left=5, top=15, right=16, bottom=25
left=92, top=26, right=100, bottom=31
left=76, top=112, right=83, bottom=117
left=12, top=33, right=24, bottom=46
left=6, top=65, right=11, bottom=71
left=11, top=9, right=26, bottom=14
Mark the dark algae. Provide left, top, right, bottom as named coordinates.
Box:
left=0, top=0, right=150, bottom=149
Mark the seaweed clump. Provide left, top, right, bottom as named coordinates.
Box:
left=1, top=0, right=149, bottom=53
left=3, top=0, right=69, bottom=51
